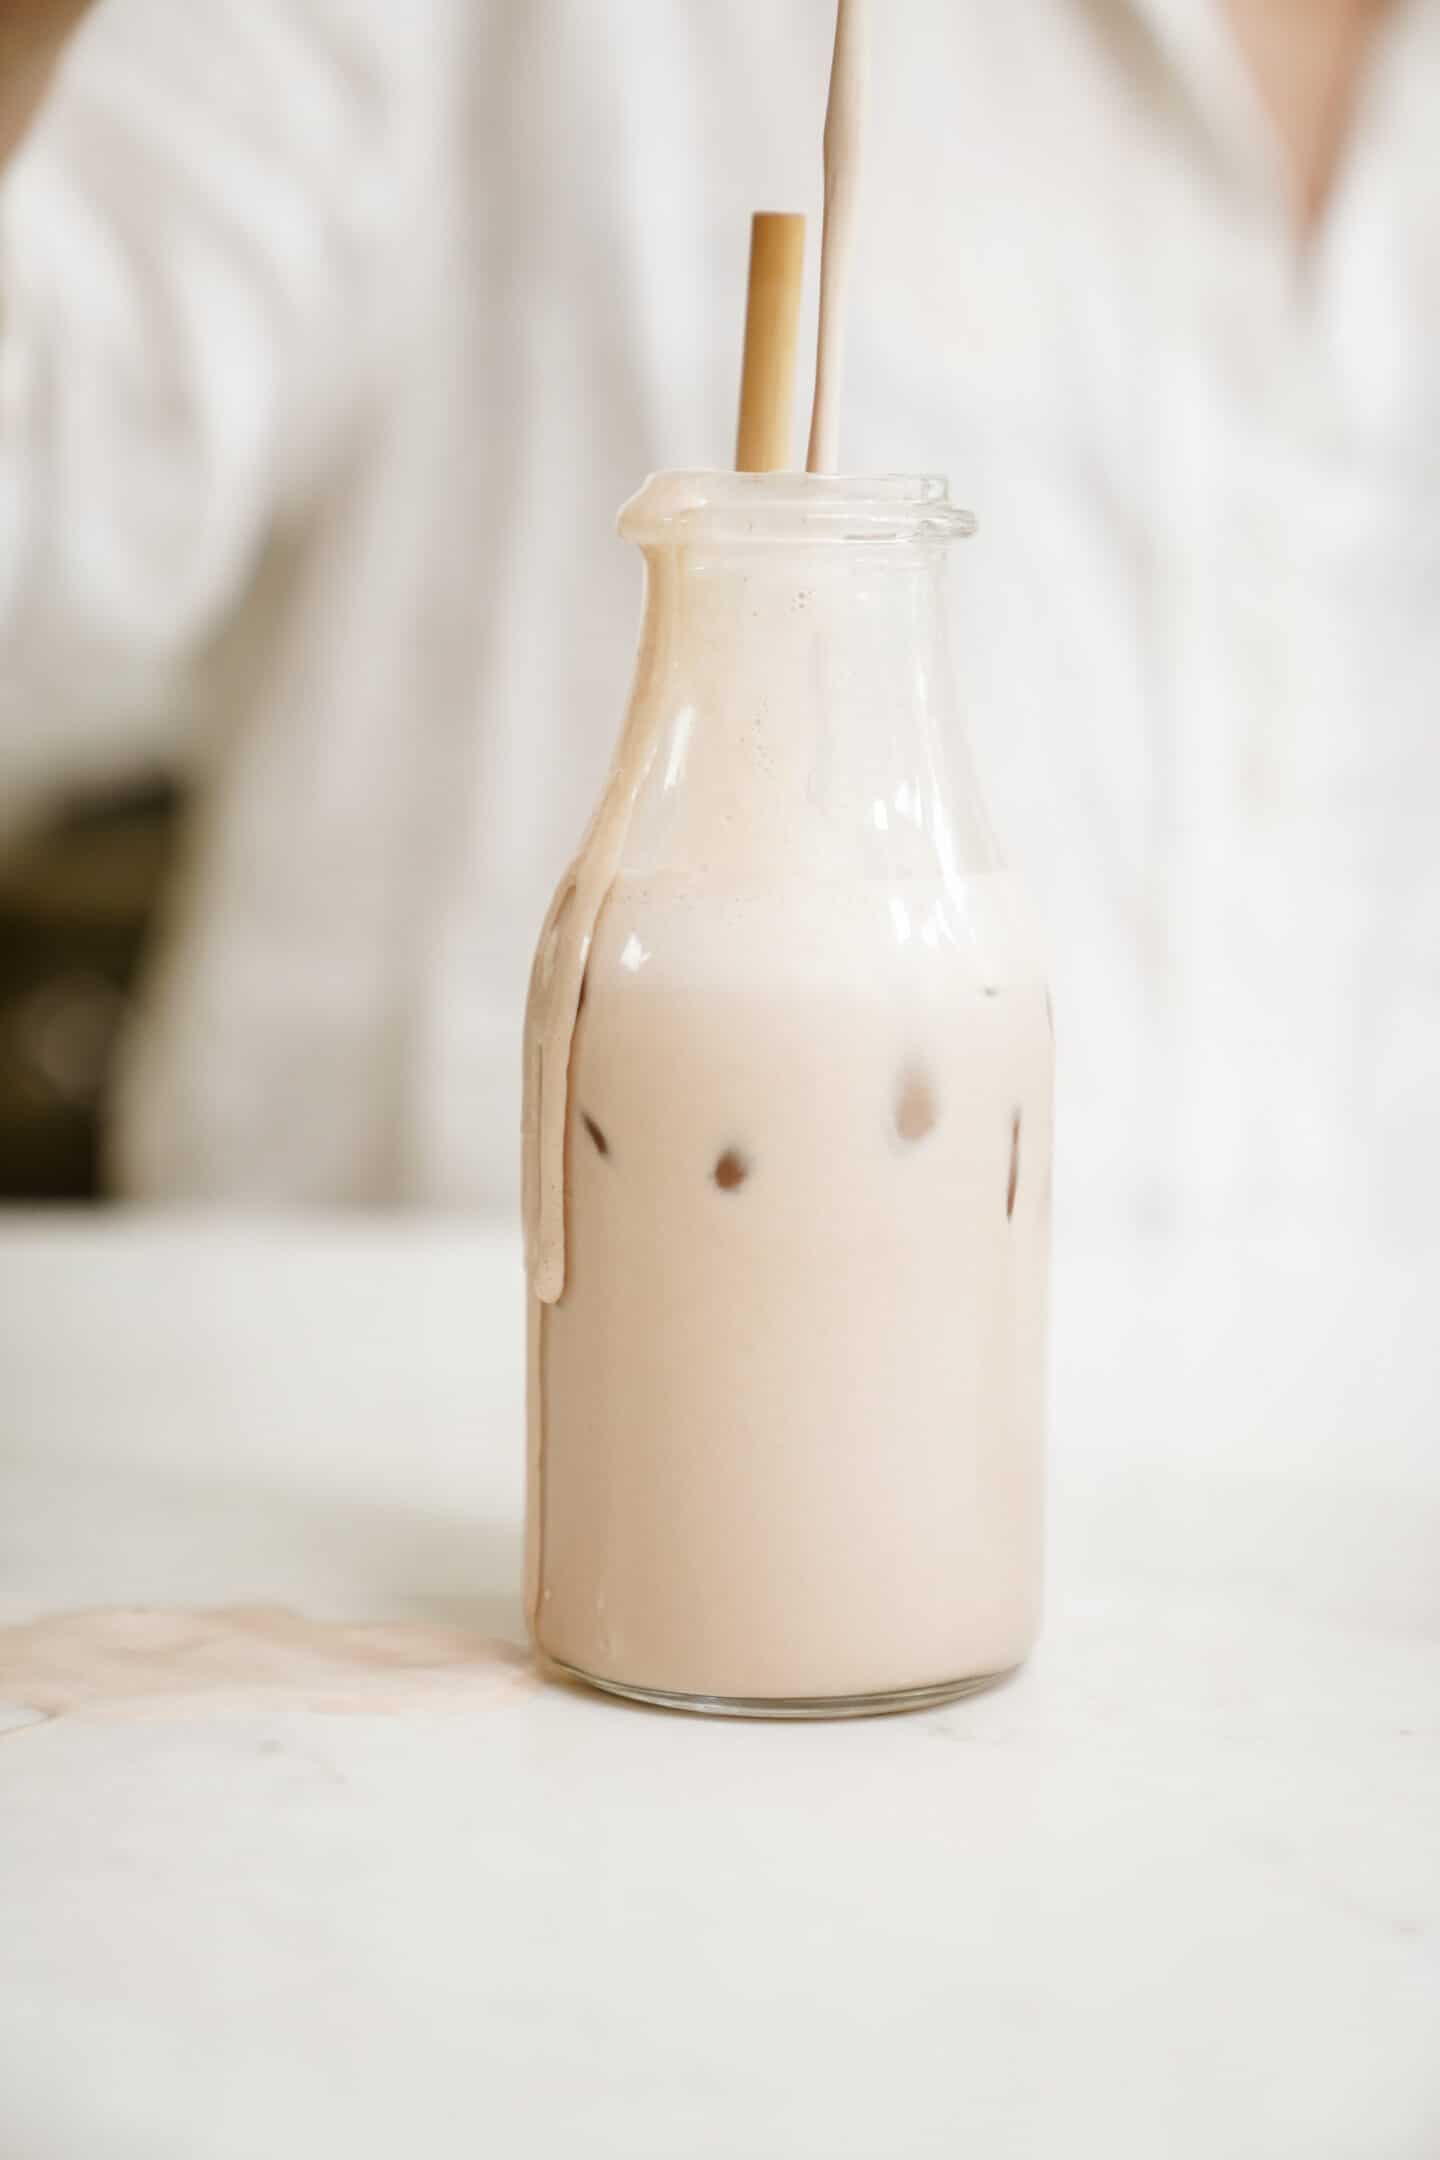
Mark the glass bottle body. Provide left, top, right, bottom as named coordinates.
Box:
left=524, top=474, right=1052, bottom=1715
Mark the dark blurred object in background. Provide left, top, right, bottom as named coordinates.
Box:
left=0, top=780, right=180, bottom=1200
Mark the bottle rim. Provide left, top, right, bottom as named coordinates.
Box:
left=617, top=470, right=977, bottom=547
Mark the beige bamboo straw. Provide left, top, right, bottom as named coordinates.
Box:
left=806, top=0, right=869, bottom=474
left=734, top=212, right=805, bottom=471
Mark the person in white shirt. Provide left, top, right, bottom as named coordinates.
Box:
left=2, top=0, right=1434, bottom=1248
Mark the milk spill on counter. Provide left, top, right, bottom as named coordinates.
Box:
left=0, top=1607, right=534, bottom=1725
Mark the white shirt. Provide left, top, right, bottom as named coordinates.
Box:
left=2, top=0, right=1437, bottom=1244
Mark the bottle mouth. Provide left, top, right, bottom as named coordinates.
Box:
left=617, top=471, right=977, bottom=548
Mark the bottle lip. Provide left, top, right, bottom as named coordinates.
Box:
left=617, top=470, right=977, bottom=547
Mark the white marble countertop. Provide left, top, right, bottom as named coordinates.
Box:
left=1, top=1215, right=1436, bottom=2158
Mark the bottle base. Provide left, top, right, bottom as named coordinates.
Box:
left=549, top=1658, right=1015, bottom=1720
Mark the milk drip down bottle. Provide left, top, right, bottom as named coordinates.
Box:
left=523, top=470, right=1053, bottom=1715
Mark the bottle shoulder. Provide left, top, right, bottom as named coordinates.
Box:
left=580, top=870, right=1050, bottom=998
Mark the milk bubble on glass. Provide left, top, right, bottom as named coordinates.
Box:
left=523, top=473, right=1053, bottom=1716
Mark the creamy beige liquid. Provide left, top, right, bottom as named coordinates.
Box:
left=529, top=872, right=1052, bottom=1703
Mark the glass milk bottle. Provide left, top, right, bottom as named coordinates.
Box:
left=522, top=471, right=1052, bottom=1717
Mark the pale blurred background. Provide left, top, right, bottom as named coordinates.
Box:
left=2, top=0, right=1436, bottom=1253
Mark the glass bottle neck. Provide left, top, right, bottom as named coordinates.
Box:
left=618, top=545, right=999, bottom=888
